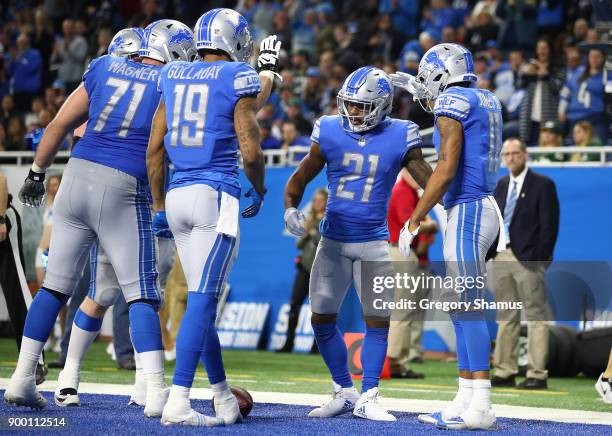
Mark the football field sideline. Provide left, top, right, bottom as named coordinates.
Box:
left=2, top=378, right=610, bottom=426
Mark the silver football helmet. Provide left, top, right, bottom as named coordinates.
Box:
left=139, top=19, right=198, bottom=63
left=337, top=67, right=393, bottom=133
left=194, top=8, right=253, bottom=63
left=415, top=43, right=477, bottom=112
left=108, top=28, right=144, bottom=58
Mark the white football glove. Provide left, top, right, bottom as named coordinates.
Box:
left=398, top=220, right=420, bottom=258
left=284, top=207, right=306, bottom=237
left=389, top=71, right=421, bottom=95
left=258, top=35, right=281, bottom=73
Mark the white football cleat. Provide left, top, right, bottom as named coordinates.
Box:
left=417, top=402, right=469, bottom=425
left=144, top=386, right=169, bottom=417
left=417, top=411, right=442, bottom=424
left=595, top=373, right=612, bottom=404
left=353, top=387, right=396, bottom=422
left=161, top=399, right=224, bottom=427
left=54, top=368, right=81, bottom=407
left=213, top=391, right=243, bottom=425
left=437, top=407, right=497, bottom=430
left=128, top=370, right=146, bottom=406
left=4, top=374, right=47, bottom=410
left=308, top=383, right=359, bottom=418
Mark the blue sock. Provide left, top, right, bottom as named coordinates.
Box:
left=174, top=293, right=219, bottom=388
left=455, top=311, right=491, bottom=372
left=312, top=322, right=352, bottom=388
left=361, top=327, right=389, bottom=392
left=129, top=302, right=162, bottom=353
left=74, top=309, right=103, bottom=332
left=450, top=313, right=470, bottom=372
left=23, top=288, right=69, bottom=341
left=199, top=295, right=226, bottom=385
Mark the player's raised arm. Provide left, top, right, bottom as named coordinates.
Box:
left=146, top=99, right=168, bottom=212
left=255, top=35, right=282, bottom=110
left=19, top=84, right=89, bottom=207
left=283, top=141, right=326, bottom=236
left=407, top=116, right=462, bottom=232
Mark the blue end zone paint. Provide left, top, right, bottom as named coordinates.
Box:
left=1, top=391, right=609, bottom=435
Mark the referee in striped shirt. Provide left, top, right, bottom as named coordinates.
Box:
left=0, top=171, right=47, bottom=384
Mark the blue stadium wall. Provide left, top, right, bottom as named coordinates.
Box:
left=229, top=167, right=612, bottom=352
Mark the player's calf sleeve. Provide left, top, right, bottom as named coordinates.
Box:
left=361, top=327, right=389, bottom=392
left=65, top=309, right=103, bottom=370
left=16, top=288, right=69, bottom=377
left=312, top=322, right=352, bottom=388
left=173, top=292, right=216, bottom=388
left=455, top=311, right=491, bottom=372
left=129, top=302, right=163, bottom=374
left=199, top=294, right=226, bottom=385
left=450, top=312, right=470, bottom=372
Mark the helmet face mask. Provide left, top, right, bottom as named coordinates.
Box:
left=337, top=67, right=393, bottom=133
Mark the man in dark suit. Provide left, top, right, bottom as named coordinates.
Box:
left=489, top=138, right=559, bottom=390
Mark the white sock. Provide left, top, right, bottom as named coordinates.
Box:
left=471, top=379, right=491, bottom=410
left=168, top=384, right=190, bottom=403
left=14, top=337, right=45, bottom=377
left=139, top=350, right=164, bottom=374
left=445, top=377, right=472, bottom=417
left=211, top=380, right=231, bottom=398
left=65, top=323, right=100, bottom=370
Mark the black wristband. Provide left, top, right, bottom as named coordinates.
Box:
left=0, top=216, right=5, bottom=225
left=28, top=169, right=45, bottom=183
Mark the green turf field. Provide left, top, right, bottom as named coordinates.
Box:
left=0, top=339, right=608, bottom=412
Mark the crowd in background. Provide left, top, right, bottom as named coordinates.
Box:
left=0, top=0, right=608, bottom=156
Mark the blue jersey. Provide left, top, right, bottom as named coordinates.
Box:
left=157, top=60, right=261, bottom=198
left=313, top=115, right=422, bottom=243
left=433, top=86, right=502, bottom=208
left=72, top=55, right=161, bottom=182
left=559, top=67, right=605, bottom=122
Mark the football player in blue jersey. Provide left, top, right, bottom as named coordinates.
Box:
left=284, top=66, right=434, bottom=421
left=4, top=20, right=197, bottom=418
left=391, top=43, right=506, bottom=430
left=146, top=8, right=281, bottom=426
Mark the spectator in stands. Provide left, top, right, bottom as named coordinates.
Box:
left=129, top=0, right=163, bottom=28
left=51, top=18, right=88, bottom=93
left=271, top=10, right=292, bottom=54
left=259, top=118, right=282, bottom=150
left=570, top=121, right=602, bottom=163
left=5, top=117, right=26, bottom=151
left=314, top=3, right=335, bottom=56
left=366, top=14, right=404, bottom=64
left=379, top=0, right=420, bottom=39
left=498, top=0, right=538, bottom=51
left=531, top=121, right=565, bottom=163
left=559, top=48, right=607, bottom=144
left=333, top=23, right=361, bottom=64
left=421, top=0, right=454, bottom=35
left=285, top=98, right=313, bottom=135
left=0, top=124, right=7, bottom=151
left=292, top=8, right=317, bottom=57
left=1, top=95, right=16, bottom=131
left=563, top=45, right=583, bottom=81
left=94, top=28, right=113, bottom=58
left=8, top=33, right=42, bottom=112
left=464, top=11, right=499, bottom=53
left=491, top=137, right=559, bottom=391
left=0, top=56, right=10, bottom=99
left=518, top=38, right=564, bottom=146
left=281, top=120, right=310, bottom=149
left=568, top=17, right=589, bottom=45
left=399, top=30, right=437, bottom=75
left=441, top=25, right=456, bottom=43
left=31, top=8, right=54, bottom=89
left=278, top=188, right=327, bottom=352
left=301, top=67, right=324, bottom=119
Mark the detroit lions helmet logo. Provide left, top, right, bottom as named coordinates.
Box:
left=169, top=28, right=192, bottom=45
left=376, top=78, right=392, bottom=96
left=233, top=16, right=249, bottom=39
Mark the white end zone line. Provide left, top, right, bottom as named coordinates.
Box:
left=1, top=379, right=611, bottom=426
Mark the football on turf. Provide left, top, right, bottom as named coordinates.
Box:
left=212, top=386, right=253, bottom=418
